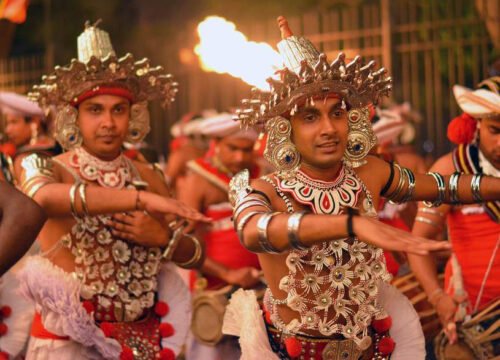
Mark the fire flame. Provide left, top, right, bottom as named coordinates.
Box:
left=194, top=16, right=281, bottom=90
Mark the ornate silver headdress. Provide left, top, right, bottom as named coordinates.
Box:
left=236, top=17, right=391, bottom=128
left=28, top=20, right=178, bottom=149
left=235, top=16, right=392, bottom=171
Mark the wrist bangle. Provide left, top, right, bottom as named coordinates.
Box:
left=175, top=234, right=203, bottom=268
left=69, top=182, right=80, bottom=218
left=78, top=183, right=89, bottom=216
left=346, top=207, right=358, bottom=238
left=162, top=226, right=184, bottom=261
left=287, top=212, right=307, bottom=250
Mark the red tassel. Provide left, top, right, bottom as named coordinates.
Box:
left=264, top=310, right=272, bottom=324
left=120, top=346, right=134, bottom=360
left=81, top=301, right=95, bottom=315
left=284, top=337, right=302, bottom=358
left=154, top=301, right=169, bottom=317
left=0, top=351, right=9, bottom=360
left=0, top=323, right=7, bottom=336
left=159, top=322, right=175, bottom=338
left=100, top=322, right=115, bottom=338
left=378, top=336, right=396, bottom=355
left=159, top=348, right=175, bottom=360
left=372, top=316, right=392, bottom=334
left=447, top=113, right=477, bottom=144
left=0, top=306, right=12, bottom=318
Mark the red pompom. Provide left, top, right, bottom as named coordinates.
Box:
left=81, top=301, right=95, bottom=315
left=0, top=306, right=12, bottom=318
left=0, top=323, right=8, bottom=336
left=378, top=336, right=396, bottom=355
left=155, top=301, right=169, bottom=317
left=0, top=350, right=9, bottom=360
left=120, top=346, right=134, bottom=360
left=284, top=336, right=302, bottom=358
left=447, top=113, right=477, bottom=144
left=0, top=143, right=16, bottom=158
left=372, top=316, right=392, bottom=334
left=264, top=310, right=272, bottom=324
left=159, top=348, right=175, bottom=360
left=100, top=322, right=115, bottom=338
left=159, top=322, right=175, bottom=338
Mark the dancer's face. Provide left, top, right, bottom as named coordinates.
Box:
left=478, top=117, right=500, bottom=170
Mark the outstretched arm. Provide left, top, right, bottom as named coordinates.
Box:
left=0, top=183, right=46, bottom=276
left=232, top=171, right=451, bottom=256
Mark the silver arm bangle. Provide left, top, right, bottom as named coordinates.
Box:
left=415, top=216, right=443, bottom=229
left=424, top=172, right=446, bottom=208
left=400, top=168, right=416, bottom=203
left=257, top=212, right=281, bottom=254
left=236, top=211, right=262, bottom=249
left=162, top=226, right=184, bottom=261
left=233, top=199, right=271, bottom=223
left=288, top=212, right=308, bottom=250
left=388, top=164, right=406, bottom=204
left=78, top=183, right=89, bottom=216
left=69, top=182, right=80, bottom=218
left=471, top=174, right=483, bottom=202
left=449, top=172, right=461, bottom=205
left=174, top=234, right=203, bottom=268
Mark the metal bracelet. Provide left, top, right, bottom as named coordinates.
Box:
left=415, top=216, right=442, bottom=228
left=78, top=183, right=90, bottom=216
left=175, top=234, right=203, bottom=268
left=448, top=172, right=461, bottom=205
left=287, top=212, right=308, bottom=250
left=69, top=182, right=80, bottom=218
left=236, top=211, right=262, bottom=248
left=400, top=167, right=416, bottom=203
left=471, top=174, right=483, bottom=202
left=423, top=172, right=446, bottom=208
left=162, top=226, right=184, bottom=261
left=418, top=207, right=445, bottom=217
left=257, top=212, right=281, bottom=254
left=388, top=163, right=406, bottom=204
left=233, top=198, right=271, bottom=223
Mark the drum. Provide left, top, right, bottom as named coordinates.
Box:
left=191, top=282, right=266, bottom=346
left=392, top=272, right=444, bottom=341
left=191, top=285, right=234, bottom=346
left=434, top=298, right=499, bottom=360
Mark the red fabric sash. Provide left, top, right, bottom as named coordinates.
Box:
left=31, top=312, right=70, bottom=340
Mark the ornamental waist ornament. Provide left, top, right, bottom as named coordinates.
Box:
left=265, top=169, right=391, bottom=348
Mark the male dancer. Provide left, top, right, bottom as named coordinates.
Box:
left=223, top=17, right=500, bottom=360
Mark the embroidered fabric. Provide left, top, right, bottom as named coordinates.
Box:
left=262, top=166, right=392, bottom=347
left=61, top=149, right=163, bottom=322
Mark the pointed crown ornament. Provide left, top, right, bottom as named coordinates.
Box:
left=29, top=20, right=178, bottom=109
left=28, top=20, right=179, bottom=150
left=235, top=16, right=392, bottom=129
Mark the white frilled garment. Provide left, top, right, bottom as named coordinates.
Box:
left=18, top=256, right=191, bottom=359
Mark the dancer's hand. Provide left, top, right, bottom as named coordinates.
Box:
left=353, top=216, right=451, bottom=255
left=222, top=267, right=261, bottom=289
left=138, top=191, right=211, bottom=223
left=108, top=211, right=170, bottom=247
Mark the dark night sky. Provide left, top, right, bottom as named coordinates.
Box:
left=11, top=0, right=334, bottom=62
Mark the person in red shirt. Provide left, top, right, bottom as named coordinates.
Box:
left=408, top=77, right=500, bottom=357
left=179, top=112, right=262, bottom=359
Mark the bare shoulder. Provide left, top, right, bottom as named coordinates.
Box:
left=131, top=160, right=170, bottom=196
left=355, top=155, right=390, bottom=180
left=428, top=152, right=455, bottom=174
